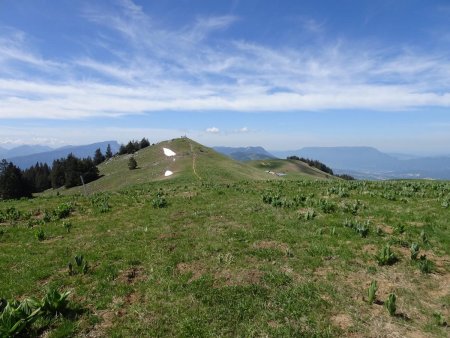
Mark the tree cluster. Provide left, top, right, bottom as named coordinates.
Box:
left=51, top=154, right=99, bottom=189
left=0, top=160, right=32, bottom=200
left=287, top=156, right=334, bottom=175
left=118, top=138, right=150, bottom=155
left=287, top=156, right=355, bottom=180
left=0, top=146, right=114, bottom=199
left=23, top=163, right=52, bottom=192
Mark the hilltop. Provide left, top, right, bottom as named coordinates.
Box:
left=62, top=138, right=332, bottom=195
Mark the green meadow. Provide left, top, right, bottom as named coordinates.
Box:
left=1, top=138, right=449, bottom=337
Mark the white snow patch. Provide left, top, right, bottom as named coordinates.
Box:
left=163, top=147, right=176, bottom=157
left=164, top=170, right=173, bottom=177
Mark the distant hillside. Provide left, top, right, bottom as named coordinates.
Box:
left=58, top=138, right=332, bottom=194
left=4, top=145, right=54, bottom=158
left=213, top=146, right=277, bottom=161
left=7, top=141, right=120, bottom=169
left=248, top=159, right=335, bottom=180
left=271, top=146, right=450, bottom=180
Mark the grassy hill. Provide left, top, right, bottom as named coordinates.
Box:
left=64, top=138, right=330, bottom=195
left=0, top=139, right=449, bottom=337
left=248, top=158, right=336, bottom=180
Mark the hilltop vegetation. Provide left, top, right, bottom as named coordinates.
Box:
left=0, top=138, right=449, bottom=337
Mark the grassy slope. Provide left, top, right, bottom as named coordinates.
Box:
left=1, top=141, right=449, bottom=337
left=248, top=159, right=335, bottom=180
left=63, top=138, right=327, bottom=196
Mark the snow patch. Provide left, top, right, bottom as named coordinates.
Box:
left=163, top=148, right=176, bottom=157
left=164, top=170, right=173, bottom=177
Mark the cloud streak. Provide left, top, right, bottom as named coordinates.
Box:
left=1, top=0, right=450, bottom=120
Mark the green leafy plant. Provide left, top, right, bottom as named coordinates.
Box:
left=5, top=207, right=21, bottom=222
left=70, top=255, right=89, bottom=275
left=53, top=203, right=73, bottom=220
left=62, top=221, right=72, bottom=233
left=420, top=230, right=428, bottom=244
left=152, top=193, right=168, bottom=208
left=432, top=312, right=447, bottom=327
left=40, top=288, right=71, bottom=317
left=90, top=194, right=111, bottom=213
left=344, top=219, right=369, bottom=237
left=394, top=224, right=405, bottom=234
left=410, top=243, right=420, bottom=260
left=317, top=199, right=336, bottom=213
left=75, top=255, right=83, bottom=267
left=418, top=256, right=434, bottom=274
left=304, top=208, right=316, bottom=221
left=68, top=262, right=74, bottom=276
left=35, top=228, right=45, bottom=241
left=375, top=245, right=397, bottom=266
left=0, top=289, right=70, bottom=338
left=0, top=299, right=40, bottom=337
left=385, top=293, right=396, bottom=316
left=356, top=222, right=369, bottom=238
left=42, top=211, right=52, bottom=223
left=367, top=280, right=378, bottom=305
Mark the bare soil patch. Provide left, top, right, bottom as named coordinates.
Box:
left=118, top=267, right=146, bottom=284
left=176, top=261, right=206, bottom=282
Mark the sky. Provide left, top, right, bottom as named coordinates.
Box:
left=1, top=0, right=450, bottom=155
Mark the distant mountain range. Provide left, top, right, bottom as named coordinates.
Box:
left=214, top=145, right=450, bottom=180
left=3, top=141, right=450, bottom=180
left=271, top=147, right=450, bottom=180
left=0, top=145, right=54, bottom=158
left=4, top=141, right=120, bottom=169
left=213, top=146, right=277, bottom=161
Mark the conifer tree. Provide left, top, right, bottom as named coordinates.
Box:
left=128, top=156, right=137, bottom=170
left=139, top=137, right=150, bottom=149
left=105, top=144, right=113, bottom=159
left=0, top=159, right=32, bottom=199
left=94, top=148, right=105, bottom=165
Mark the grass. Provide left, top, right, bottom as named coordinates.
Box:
left=1, top=139, right=449, bottom=337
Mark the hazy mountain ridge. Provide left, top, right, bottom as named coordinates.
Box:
left=6, top=141, right=120, bottom=169
left=0, top=145, right=54, bottom=158
left=271, top=146, right=450, bottom=180
left=213, top=146, right=277, bottom=161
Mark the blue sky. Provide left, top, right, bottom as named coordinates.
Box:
left=1, top=0, right=450, bottom=154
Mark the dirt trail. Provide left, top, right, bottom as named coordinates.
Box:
left=189, top=142, right=202, bottom=180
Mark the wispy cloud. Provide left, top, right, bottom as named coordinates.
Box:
left=206, top=127, right=220, bottom=133
left=1, top=0, right=450, bottom=120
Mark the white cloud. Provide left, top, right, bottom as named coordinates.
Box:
left=206, top=127, right=220, bottom=133
left=1, top=1, right=450, bottom=120
left=239, top=127, right=249, bottom=132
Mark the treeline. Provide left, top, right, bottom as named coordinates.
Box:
left=118, top=138, right=150, bottom=155
left=287, top=156, right=354, bottom=180
left=0, top=147, right=111, bottom=200
left=287, top=156, right=335, bottom=175
left=0, top=160, right=32, bottom=199
left=0, top=153, right=101, bottom=199
left=50, top=154, right=99, bottom=189
left=1, top=138, right=152, bottom=200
